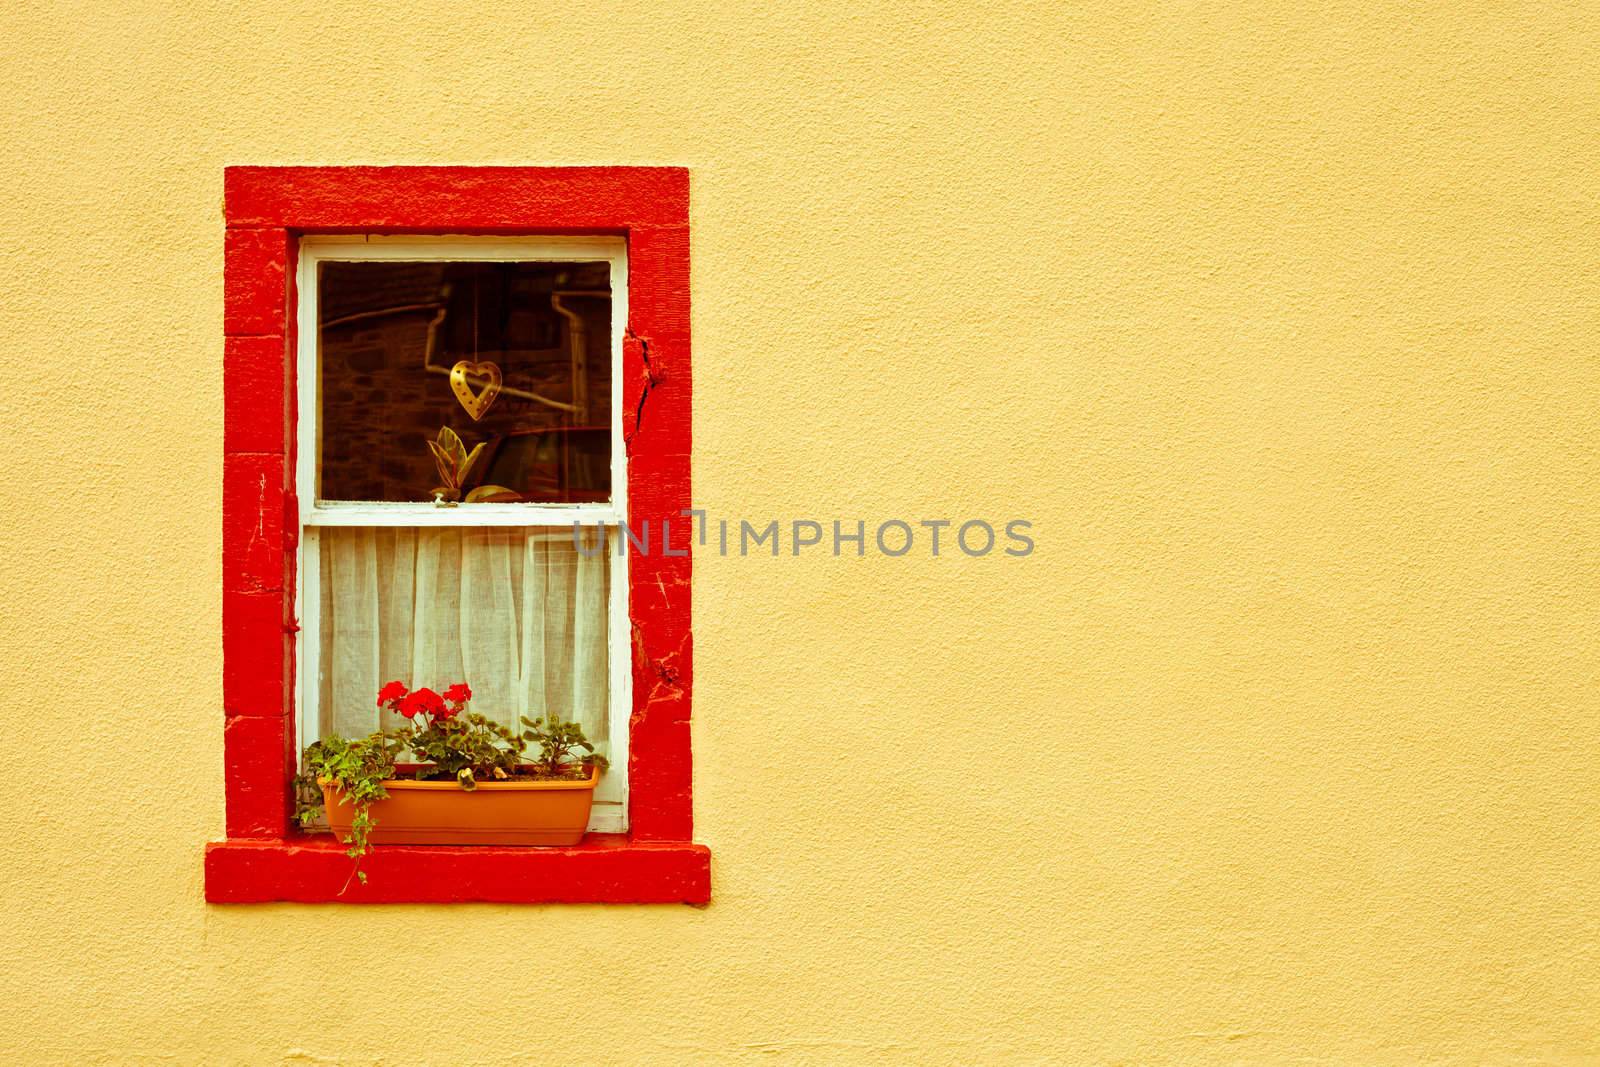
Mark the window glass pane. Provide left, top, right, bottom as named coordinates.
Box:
left=317, top=261, right=612, bottom=503
left=316, top=525, right=612, bottom=750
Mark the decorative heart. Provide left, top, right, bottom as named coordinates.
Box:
left=449, top=359, right=502, bottom=421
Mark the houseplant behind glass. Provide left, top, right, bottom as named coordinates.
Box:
left=298, top=682, right=608, bottom=886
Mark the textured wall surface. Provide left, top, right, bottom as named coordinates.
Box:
left=1, top=2, right=1597, bottom=1063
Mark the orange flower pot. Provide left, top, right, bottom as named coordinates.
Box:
left=320, top=766, right=601, bottom=846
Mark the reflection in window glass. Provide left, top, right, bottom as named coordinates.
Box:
left=317, top=261, right=612, bottom=503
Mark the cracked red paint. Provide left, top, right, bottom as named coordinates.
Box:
left=211, top=166, right=701, bottom=904
left=624, top=327, right=665, bottom=449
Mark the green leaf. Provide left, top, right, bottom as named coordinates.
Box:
left=464, top=484, right=519, bottom=503
left=437, top=425, right=467, bottom=468
left=427, top=441, right=458, bottom=487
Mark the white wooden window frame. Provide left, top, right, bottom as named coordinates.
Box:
left=294, top=235, right=630, bottom=832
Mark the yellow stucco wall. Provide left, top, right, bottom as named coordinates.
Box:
left=2, top=2, right=1597, bottom=1063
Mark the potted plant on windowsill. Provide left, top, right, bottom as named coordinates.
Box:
left=297, top=682, right=608, bottom=886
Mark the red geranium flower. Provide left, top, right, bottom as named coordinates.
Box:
left=399, top=687, right=446, bottom=720
left=443, top=683, right=471, bottom=704
left=377, top=681, right=408, bottom=707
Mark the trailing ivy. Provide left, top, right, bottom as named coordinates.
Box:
left=297, top=732, right=403, bottom=887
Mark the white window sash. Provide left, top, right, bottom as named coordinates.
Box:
left=293, top=236, right=631, bottom=832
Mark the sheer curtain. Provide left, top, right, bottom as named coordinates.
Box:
left=317, top=526, right=611, bottom=751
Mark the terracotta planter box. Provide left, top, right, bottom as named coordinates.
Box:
left=320, top=767, right=601, bottom=846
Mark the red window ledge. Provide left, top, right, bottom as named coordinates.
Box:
left=206, top=837, right=710, bottom=905
left=210, top=165, right=703, bottom=905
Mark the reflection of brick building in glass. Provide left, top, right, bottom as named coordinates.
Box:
left=318, top=261, right=612, bottom=503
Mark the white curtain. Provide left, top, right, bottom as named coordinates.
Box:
left=317, top=527, right=611, bottom=750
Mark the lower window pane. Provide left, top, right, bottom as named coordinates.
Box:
left=314, top=526, right=611, bottom=752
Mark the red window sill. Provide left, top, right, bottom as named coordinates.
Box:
left=205, top=835, right=710, bottom=904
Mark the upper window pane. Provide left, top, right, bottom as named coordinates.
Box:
left=317, top=260, right=612, bottom=504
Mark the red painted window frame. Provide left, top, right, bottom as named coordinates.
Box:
left=206, top=166, right=707, bottom=904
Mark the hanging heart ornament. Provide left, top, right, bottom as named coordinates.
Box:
left=449, top=359, right=502, bottom=421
